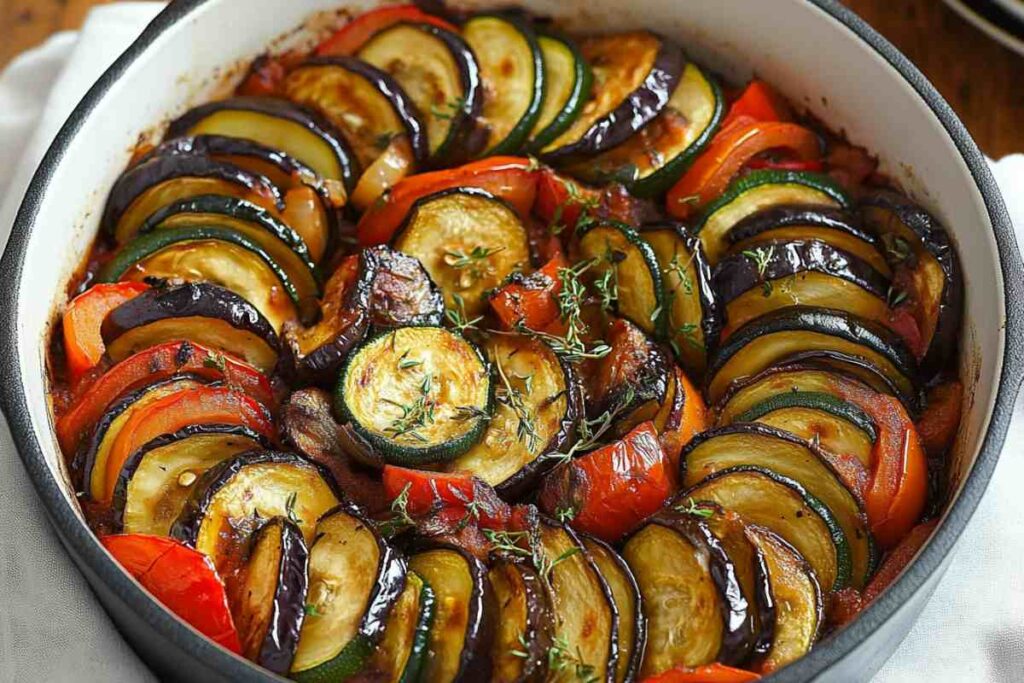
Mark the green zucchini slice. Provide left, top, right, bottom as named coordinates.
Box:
left=641, top=222, right=719, bottom=377
left=392, top=188, right=530, bottom=317
left=487, top=559, right=553, bottom=683
left=744, top=525, right=822, bottom=673
left=705, top=306, right=919, bottom=406
left=444, top=333, right=581, bottom=498
left=581, top=535, right=646, bottom=683
left=369, top=572, right=436, bottom=683
left=697, top=170, right=852, bottom=265
left=536, top=520, right=618, bottom=683
left=98, top=225, right=308, bottom=332
left=292, top=504, right=407, bottom=682
left=335, top=327, right=492, bottom=466
left=681, top=423, right=873, bottom=589
left=463, top=13, right=544, bottom=155
left=409, top=545, right=496, bottom=683
left=681, top=466, right=849, bottom=592
left=571, top=62, right=724, bottom=197
left=528, top=33, right=592, bottom=151
left=577, top=221, right=665, bottom=336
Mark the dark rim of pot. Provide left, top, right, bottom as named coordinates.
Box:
left=0, top=1, right=1021, bottom=681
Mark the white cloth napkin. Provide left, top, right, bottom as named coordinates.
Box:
left=0, top=4, right=1022, bottom=681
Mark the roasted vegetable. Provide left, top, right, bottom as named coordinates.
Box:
left=487, top=558, right=553, bottom=683
left=527, top=32, right=592, bottom=151
left=62, top=282, right=149, bottom=385
left=315, top=4, right=459, bottom=56
left=369, top=572, right=436, bottom=683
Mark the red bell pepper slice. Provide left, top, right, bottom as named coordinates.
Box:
left=356, top=156, right=538, bottom=246
left=540, top=422, right=674, bottom=543
left=315, top=4, right=459, bottom=56
left=666, top=121, right=822, bottom=219
left=744, top=156, right=824, bottom=173
left=102, top=534, right=241, bottom=653
left=489, top=254, right=566, bottom=330
left=98, top=385, right=275, bottom=502
left=720, top=79, right=787, bottom=131
left=56, top=340, right=274, bottom=454
left=642, top=663, right=761, bottom=683
left=382, top=465, right=511, bottom=529
left=63, top=282, right=150, bottom=385
left=533, top=167, right=649, bottom=234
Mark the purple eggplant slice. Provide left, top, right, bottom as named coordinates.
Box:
left=283, top=56, right=429, bottom=167
left=487, top=558, right=553, bottom=683
left=541, top=31, right=686, bottom=163
left=166, top=95, right=358, bottom=190
left=357, top=244, right=446, bottom=330
left=100, top=282, right=280, bottom=374
left=231, top=516, right=310, bottom=675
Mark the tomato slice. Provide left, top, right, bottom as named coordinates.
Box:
left=102, top=534, right=241, bottom=653
left=63, top=282, right=150, bottom=385
left=642, top=663, right=761, bottom=683
left=489, top=254, right=566, bottom=330
left=99, top=385, right=275, bottom=503
left=533, top=167, right=648, bottom=234
left=382, top=465, right=511, bottom=529
left=315, top=4, right=459, bottom=56
left=56, top=341, right=274, bottom=454
left=356, top=156, right=538, bottom=246
left=666, top=121, right=822, bottom=219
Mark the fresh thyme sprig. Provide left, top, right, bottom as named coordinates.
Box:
left=494, top=357, right=541, bottom=452
left=742, top=245, right=775, bottom=296
left=547, top=635, right=599, bottom=683
left=674, top=496, right=715, bottom=518
left=381, top=373, right=436, bottom=442
left=430, top=96, right=466, bottom=121
left=594, top=267, right=618, bottom=313
left=446, top=293, right=483, bottom=333
left=483, top=529, right=533, bottom=558
left=545, top=385, right=637, bottom=465
left=377, top=482, right=415, bottom=537
left=444, top=245, right=505, bottom=269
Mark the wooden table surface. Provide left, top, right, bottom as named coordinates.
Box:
left=1, top=0, right=1023, bottom=157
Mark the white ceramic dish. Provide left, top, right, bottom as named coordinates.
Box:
left=1, top=1, right=1021, bottom=681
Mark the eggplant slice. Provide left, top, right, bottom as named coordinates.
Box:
left=291, top=504, right=407, bottom=681
left=542, top=31, right=685, bottom=162
left=408, top=543, right=496, bottom=683
left=100, top=282, right=280, bottom=373
left=357, top=244, right=447, bottom=330
left=487, top=558, right=553, bottom=683
left=444, top=332, right=582, bottom=499
left=231, top=516, right=309, bottom=675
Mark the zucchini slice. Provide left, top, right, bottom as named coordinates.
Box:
left=728, top=390, right=877, bottom=467
left=696, top=170, right=852, bottom=265
left=622, top=512, right=750, bottom=675
left=744, top=525, right=822, bottom=673
left=99, top=282, right=280, bottom=374
left=680, top=466, right=847, bottom=594
left=527, top=33, right=591, bottom=151
left=463, top=14, right=544, bottom=155
left=713, top=239, right=891, bottom=337
left=487, top=559, right=553, bottom=683
left=409, top=544, right=496, bottom=683
left=581, top=535, right=646, bottom=683
left=98, top=225, right=309, bottom=333
left=170, top=450, right=342, bottom=571
left=111, top=424, right=269, bottom=535
left=335, top=327, right=492, bottom=466
left=681, top=423, right=873, bottom=588
left=392, top=188, right=530, bottom=317
left=860, top=190, right=963, bottom=378
left=358, top=22, right=484, bottom=165
left=102, top=154, right=284, bottom=243
left=231, top=516, right=309, bottom=675
left=542, top=31, right=685, bottom=162
left=705, top=306, right=919, bottom=407
left=640, top=222, right=719, bottom=377
left=444, top=333, right=582, bottom=498
left=577, top=221, right=665, bottom=336
left=370, top=572, right=436, bottom=683
left=166, top=96, right=358, bottom=190
left=726, top=205, right=891, bottom=277
left=292, top=504, right=407, bottom=682
left=536, top=519, right=618, bottom=683
left=284, top=56, right=429, bottom=168
left=570, top=62, right=724, bottom=197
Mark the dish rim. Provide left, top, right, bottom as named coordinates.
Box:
left=0, top=0, right=1021, bottom=680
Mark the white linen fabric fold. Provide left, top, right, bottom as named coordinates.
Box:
left=0, top=4, right=1021, bottom=681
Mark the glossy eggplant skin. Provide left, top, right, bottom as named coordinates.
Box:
left=487, top=558, right=553, bottom=683
left=357, top=245, right=446, bottom=330
left=291, top=55, right=429, bottom=164
left=859, top=190, right=963, bottom=380
left=101, top=154, right=284, bottom=236
left=727, top=205, right=877, bottom=248
left=542, top=34, right=686, bottom=164
left=712, top=239, right=890, bottom=304
left=141, top=134, right=315, bottom=180
left=100, top=281, right=279, bottom=354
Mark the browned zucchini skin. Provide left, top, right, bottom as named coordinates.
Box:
left=859, top=189, right=963, bottom=380
left=297, top=55, right=430, bottom=164
left=712, top=239, right=890, bottom=304
left=542, top=35, right=687, bottom=163
left=166, top=95, right=358, bottom=190
left=489, top=558, right=553, bottom=683
left=101, top=154, right=285, bottom=234
left=727, top=205, right=878, bottom=248
left=100, top=282, right=280, bottom=354
left=109, top=423, right=272, bottom=531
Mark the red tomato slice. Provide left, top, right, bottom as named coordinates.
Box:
left=315, top=4, right=459, bottom=56
left=382, top=465, right=511, bottom=529
left=642, top=663, right=761, bottom=683
left=63, top=282, right=149, bottom=385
